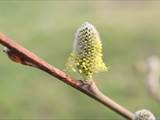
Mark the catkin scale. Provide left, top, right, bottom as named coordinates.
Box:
left=66, top=22, right=107, bottom=81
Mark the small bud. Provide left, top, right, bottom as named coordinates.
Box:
left=66, top=22, right=107, bottom=81
left=3, top=47, right=22, bottom=63
left=3, top=47, right=38, bottom=68
left=133, top=109, right=156, bottom=120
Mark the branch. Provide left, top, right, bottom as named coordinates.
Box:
left=0, top=32, right=134, bottom=120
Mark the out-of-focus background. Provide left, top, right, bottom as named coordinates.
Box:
left=0, top=1, right=160, bottom=119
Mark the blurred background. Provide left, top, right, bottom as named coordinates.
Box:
left=0, top=1, right=160, bottom=119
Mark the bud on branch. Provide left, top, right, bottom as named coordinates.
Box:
left=67, top=22, right=107, bottom=81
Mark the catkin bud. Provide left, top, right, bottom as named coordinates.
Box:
left=133, top=109, right=156, bottom=120
left=66, top=22, right=107, bottom=81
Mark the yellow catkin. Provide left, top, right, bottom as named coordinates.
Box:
left=66, top=22, right=107, bottom=81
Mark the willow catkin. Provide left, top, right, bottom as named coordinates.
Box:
left=66, top=22, right=107, bottom=81
left=133, top=109, right=155, bottom=120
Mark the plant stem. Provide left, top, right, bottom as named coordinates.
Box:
left=0, top=32, right=134, bottom=120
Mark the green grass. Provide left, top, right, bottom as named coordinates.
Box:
left=0, top=1, right=160, bottom=119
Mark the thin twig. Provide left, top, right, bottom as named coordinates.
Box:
left=0, top=32, right=134, bottom=120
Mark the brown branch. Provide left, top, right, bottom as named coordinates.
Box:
left=0, top=32, right=134, bottom=120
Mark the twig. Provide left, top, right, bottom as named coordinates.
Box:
left=0, top=32, right=134, bottom=120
